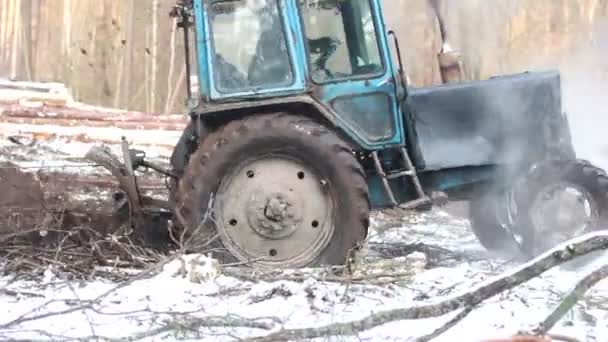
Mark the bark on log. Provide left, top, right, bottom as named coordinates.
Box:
left=0, top=163, right=168, bottom=237
left=0, top=162, right=46, bottom=234
left=37, top=171, right=167, bottom=190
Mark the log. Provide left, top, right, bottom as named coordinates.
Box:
left=0, top=163, right=169, bottom=241
left=0, top=163, right=46, bottom=235
left=1, top=103, right=187, bottom=123
left=0, top=116, right=187, bottom=131
left=37, top=171, right=168, bottom=191
left=0, top=122, right=181, bottom=155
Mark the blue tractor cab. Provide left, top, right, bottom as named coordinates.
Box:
left=192, top=0, right=404, bottom=149
left=108, top=0, right=608, bottom=269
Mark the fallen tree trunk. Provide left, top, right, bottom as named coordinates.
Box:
left=38, top=171, right=167, bottom=190
left=0, top=162, right=168, bottom=238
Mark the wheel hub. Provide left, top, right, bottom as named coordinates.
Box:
left=264, top=196, right=288, bottom=222
left=215, top=155, right=334, bottom=268
left=530, top=182, right=598, bottom=248
left=247, top=192, right=302, bottom=239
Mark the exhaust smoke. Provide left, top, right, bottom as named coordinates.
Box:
left=560, top=20, right=608, bottom=170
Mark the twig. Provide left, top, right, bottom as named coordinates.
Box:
left=0, top=255, right=176, bottom=330
left=67, top=281, right=97, bottom=338
left=104, top=314, right=279, bottom=342
left=0, top=287, right=44, bottom=298
left=1, top=223, right=166, bottom=279
left=415, top=305, right=476, bottom=342
left=222, top=266, right=412, bottom=285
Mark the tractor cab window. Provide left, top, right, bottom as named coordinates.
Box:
left=298, top=0, right=383, bottom=83
left=209, top=0, right=293, bottom=93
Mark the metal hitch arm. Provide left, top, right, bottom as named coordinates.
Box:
left=85, top=138, right=172, bottom=235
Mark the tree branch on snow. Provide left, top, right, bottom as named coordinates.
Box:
left=530, top=264, right=608, bottom=336
left=368, top=241, right=479, bottom=267
left=243, top=231, right=608, bottom=342
left=101, top=314, right=279, bottom=342
left=415, top=305, right=476, bottom=342
left=546, top=334, right=582, bottom=342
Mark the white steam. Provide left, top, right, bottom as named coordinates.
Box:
left=560, top=20, right=608, bottom=170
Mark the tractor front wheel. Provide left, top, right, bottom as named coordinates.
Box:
left=513, top=159, right=608, bottom=258
left=174, top=113, right=370, bottom=268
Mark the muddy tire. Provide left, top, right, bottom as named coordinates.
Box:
left=514, top=159, right=608, bottom=258
left=174, top=113, right=370, bottom=268
left=168, top=121, right=210, bottom=203
left=468, top=187, right=520, bottom=255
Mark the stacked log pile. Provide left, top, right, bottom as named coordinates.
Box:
left=0, top=79, right=186, bottom=154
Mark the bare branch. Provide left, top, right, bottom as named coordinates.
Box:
left=415, top=306, right=476, bottom=342
left=106, top=314, right=279, bottom=342
left=547, top=334, right=582, bottom=342
left=532, top=264, right=608, bottom=335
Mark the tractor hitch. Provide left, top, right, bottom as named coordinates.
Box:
left=85, top=138, right=172, bottom=244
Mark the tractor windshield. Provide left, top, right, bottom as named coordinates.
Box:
left=209, top=0, right=293, bottom=93
left=298, top=0, right=383, bottom=83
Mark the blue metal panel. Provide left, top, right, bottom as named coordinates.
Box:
left=427, top=166, right=498, bottom=191
left=285, top=0, right=310, bottom=78
left=193, top=0, right=211, bottom=102
left=367, top=165, right=498, bottom=209
left=318, top=80, right=404, bottom=149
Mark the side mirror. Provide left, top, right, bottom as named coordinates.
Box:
left=387, top=30, right=408, bottom=101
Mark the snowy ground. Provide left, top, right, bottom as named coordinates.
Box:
left=1, top=207, right=607, bottom=342
left=1, top=129, right=608, bottom=341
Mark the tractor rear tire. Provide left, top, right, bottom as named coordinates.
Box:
left=168, top=120, right=210, bottom=204
left=468, top=187, right=520, bottom=255
left=174, top=113, right=370, bottom=268
left=513, top=159, right=608, bottom=258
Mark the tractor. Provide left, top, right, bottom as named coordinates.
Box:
left=90, top=0, right=608, bottom=269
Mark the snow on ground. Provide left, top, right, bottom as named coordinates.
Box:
left=1, top=133, right=608, bottom=341
left=1, top=207, right=607, bottom=342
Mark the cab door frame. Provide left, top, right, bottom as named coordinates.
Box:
left=292, top=0, right=405, bottom=150
left=193, top=0, right=308, bottom=101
